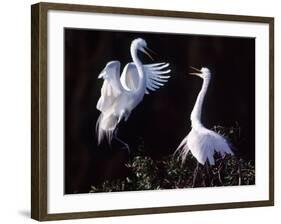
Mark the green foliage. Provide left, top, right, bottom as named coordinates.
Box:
left=90, top=124, right=255, bottom=193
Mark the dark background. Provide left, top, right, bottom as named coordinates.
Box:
left=64, top=28, right=255, bottom=194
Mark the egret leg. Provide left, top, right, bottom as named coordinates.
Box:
left=205, top=162, right=211, bottom=187
left=113, top=128, right=130, bottom=154
left=217, top=155, right=227, bottom=186
left=237, top=157, right=242, bottom=185
left=217, top=159, right=224, bottom=185
left=192, top=162, right=200, bottom=188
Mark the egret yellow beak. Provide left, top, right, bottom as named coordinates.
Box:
left=141, top=47, right=154, bottom=61
left=146, top=47, right=157, bottom=56
left=189, top=66, right=202, bottom=76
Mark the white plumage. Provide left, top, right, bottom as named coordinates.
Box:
left=175, top=67, right=233, bottom=165
left=96, top=38, right=171, bottom=146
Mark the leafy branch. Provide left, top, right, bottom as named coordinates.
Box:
left=90, top=124, right=255, bottom=193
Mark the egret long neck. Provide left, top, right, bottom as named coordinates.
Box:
left=130, top=45, right=146, bottom=94
left=190, top=77, right=210, bottom=127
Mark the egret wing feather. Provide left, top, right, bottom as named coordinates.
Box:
left=174, top=135, right=190, bottom=165
left=120, top=62, right=171, bottom=94
left=176, top=128, right=233, bottom=165
left=144, top=62, right=171, bottom=94
left=96, top=61, right=123, bottom=144
left=96, top=61, right=122, bottom=113
left=120, top=63, right=139, bottom=91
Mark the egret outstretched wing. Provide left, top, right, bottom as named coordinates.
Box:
left=120, top=62, right=171, bottom=93
left=96, top=61, right=124, bottom=144
left=175, top=126, right=234, bottom=166
left=186, top=129, right=233, bottom=165
left=144, top=63, right=171, bottom=94
left=96, top=61, right=123, bottom=113
left=120, top=62, right=139, bottom=91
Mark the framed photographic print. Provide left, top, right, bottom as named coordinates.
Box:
left=31, top=2, right=274, bottom=221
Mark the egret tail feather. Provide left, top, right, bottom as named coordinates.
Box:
left=173, top=137, right=190, bottom=166
left=96, top=113, right=118, bottom=144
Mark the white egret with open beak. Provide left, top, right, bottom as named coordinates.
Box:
left=174, top=66, right=233, bottom=186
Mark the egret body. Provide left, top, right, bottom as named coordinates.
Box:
left=96, top=38, right=171, bottom=151
left=175, top=67, right=233, bottom=165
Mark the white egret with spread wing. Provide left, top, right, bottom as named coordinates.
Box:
left=174, top=66, right=233, bottom=185
left=96, top=38, right=171, bottom=152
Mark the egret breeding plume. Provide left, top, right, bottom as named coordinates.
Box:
left=174, top=66, right=234, bottom=184
left=96, top=38, right=171, bottom=152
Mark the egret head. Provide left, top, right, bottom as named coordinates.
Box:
left=131, top=38, right=154, bottom=60
left=132, top=38, right=147, bottom=48
left=189, top=66, right=211, bottom=80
